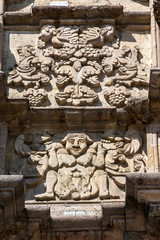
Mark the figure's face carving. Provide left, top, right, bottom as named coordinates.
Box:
left=66, top=136, right=87, bottom=156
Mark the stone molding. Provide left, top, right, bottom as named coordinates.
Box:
left=0, top=175, right=24, bottom=237
left=23, top=173, right=160, bottom=238
left=2, top=169, right=159, bottom=238
left=4, top=5, right=123, bottom=26
left=4, top=5, right=151, bottom=26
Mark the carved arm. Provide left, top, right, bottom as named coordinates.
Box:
left=48, top=144, right=59, bottom=170
left=92, top=143, right=105, bottom=168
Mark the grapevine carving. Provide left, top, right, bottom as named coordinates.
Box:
left=8, top=25, right=148, bottom=108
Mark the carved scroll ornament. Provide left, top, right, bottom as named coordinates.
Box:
left=13, top=130, right=146, bottom=201
left=7, top=25, right=148, bottom=108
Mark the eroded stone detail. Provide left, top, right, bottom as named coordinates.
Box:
left=104, top=84, right=131, bottom=108
left=102, top=45, right=147, bottom=87
left=12, top=130, right=146, bottom=201
left=23, top=88, right=48, bottom=107
left=7, top=24, right=148, bottom=108
left=8, top=45, right=51, bottom=88
left=55, top=85, right=98, bottom=106
left=53, top=231, right=102, bottom=240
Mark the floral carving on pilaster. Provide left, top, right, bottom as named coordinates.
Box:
left=11, top=129, right=146, bottom=201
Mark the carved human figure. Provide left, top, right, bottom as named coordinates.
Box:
left=35, top=133, right=109, bottom=200
left=14, top=129, right=145, bottom=200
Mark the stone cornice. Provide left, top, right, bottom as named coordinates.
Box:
left=4, top=5, right=150, bottom=26
left=0, top=175, right=24, bottom=237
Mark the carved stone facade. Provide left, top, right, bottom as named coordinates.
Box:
left=7, top=24, right=149, bottom=108
left=10, top=130, right=145, bottom=201
left=0, top=0, right=160, bottom=239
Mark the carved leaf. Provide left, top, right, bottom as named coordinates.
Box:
left=81, top=66, right=100, bottom=87
left=133, top=154, right=146, bottom=172
left=55, top=85, right=98, bottom=106
left=123, top=129, right=142, bottom=156
left=56, top=66, right=76, bottom=86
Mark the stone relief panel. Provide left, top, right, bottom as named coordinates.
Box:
left=7, top=129, right=146, bottom=201
left=6, top=24, right=149, bottom=108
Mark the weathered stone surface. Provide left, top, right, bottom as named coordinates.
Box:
left=1, top=0, right=160, bottom=239
left=0, top=175, right=24, bottom=238
left=5, top=24, right=150, bottom=111
left=6, top=0, right=149, bottom=13
left=6, top=129, right=146, bottom=201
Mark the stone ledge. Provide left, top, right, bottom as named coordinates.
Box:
left=28, top=107, right=116, bottom=131
left=4, top=8, right=151, bottom=26
left=32, top=5, right=123, bottom=19
left=102, top=202, right=125, bottom=226
left=1, top=173, right=158, bottom=237
left=0, top=175, right=24, bottom=214
left=125, top=173, right=160, bottom=232
left=23, top=174, right=160, bottom=231
left=0, top=175, right=24, bottom=237
left=4, top=5, right=123, bottom=25
left=0, top=105, right=117, bottom=132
